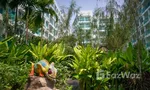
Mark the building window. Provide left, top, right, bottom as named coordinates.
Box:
left=46, top=13, right=49, bottom=17
left=50, top=18, right=54, bottom=25
left=85, top=17, right=90, bottom=21
left=99, top=26, right=105, bottom=30
left=80, top=23, right=84, bottom=28
left=45, top=21, right=49, bottom=28
left=45, top=32, right=48, bottom=37
left=0, top=8, right=3, bottom=13
left=79, top=17, right=84, bottom=21
left=85, top=23, right=90, bottom=28
left=49, top=35, right=52, bottom=40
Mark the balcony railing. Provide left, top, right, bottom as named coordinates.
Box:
left=144, top=29, right=150, bottom=36
left=143, top=17, right=149, bottom=24
left=142, top=2, right=150, bottom=13
left=146, top=42, right=150, bottom=48
left=140, top=0, right=143, bottom=2
left=132, top=39, right=136, bottom=44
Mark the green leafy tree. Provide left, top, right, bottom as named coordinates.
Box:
left=75, top=27, right=85, bottom=46
left=28, top=0, right=57, bottom=44
left=0, top=0, right=10, bottom=38
left=92, top=7, right=107, bottom=47
left=58, top=0, right=80, bottom=37
left=69, top=45, right=111, bottom=90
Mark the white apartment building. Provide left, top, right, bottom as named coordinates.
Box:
left=73, top=11, right=93, bottom=44
left=92, top=8, right=108, bottom=46
left=0, top=0, right=64, bottom=41
left=130, top=0, right=150, bottom=50
left=36, top=0, right=65, bottom=41
left=73, top=9, right=110, bottom=46
left=141, top=0, right=150, bottom=50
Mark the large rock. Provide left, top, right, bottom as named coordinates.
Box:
left=25, top=76, right=55, bottom=90
left=67, top=79, right=80, bottom=90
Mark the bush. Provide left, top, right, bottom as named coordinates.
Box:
left=0, top=63, right=30, bottom=90
left=55, top=62, right=72, bottom=90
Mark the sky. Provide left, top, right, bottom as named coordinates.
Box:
left=56, top=0, right=124, bottom=11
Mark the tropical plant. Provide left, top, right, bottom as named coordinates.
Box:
left=105, top=0, right=120, bottom=36
left=29, top=42, right=74, bottom=89
left=52, top=35, right=77, bottom=48
left=0, top=37, right=30, bottom=90
left=0, top=14, right=5, bottom=38
left=104, top=43, right=150, bottom=89
left=58, top=0, right=80, bottom=37
left=120, top=43, right=150, bottom=89
left=28, top=0, right=57, bottom=44
left=0, top=0, right=10, bottom=38
left=0, top=62, right=30, bottom=90
left=55, top=62, right=73, bottom=90
left=29, top=42, right=69, bottom=62
left=69, top=45, right=111, bottom=90
left=91, top=7, right=107, bottom=46
left=74, top=27, right=85, bottom=46
left=0, top=37, right=29, bottom=65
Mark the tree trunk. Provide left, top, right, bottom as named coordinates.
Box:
left=14, top=6, right=18, bottom=34
left=41, top=13, right=44, bottom=46
left=5, top=5, right=9, bottom=38
left=26, top=8, right=29, bottom=44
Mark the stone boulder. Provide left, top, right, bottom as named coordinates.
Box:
left=67, top=79, right=80, bottom=90
left=25, top=76, right=56, bottom=90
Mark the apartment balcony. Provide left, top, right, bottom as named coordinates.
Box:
left=146, top=42, right=150, bottom=50
left=143, top=17, right=149, bottom=24
left=139, top=0, right=144, bottom=4
left=131, top=39, right=137, bottom=45
left=144, top=29, right=150, bottom=37
left=142, top=2, right=150, bottom=14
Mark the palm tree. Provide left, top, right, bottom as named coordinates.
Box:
left=58, top=0, right=80, bottom=37
left=105, top=0, right=120, bottom=36
left=75, top=27, right=84, bottom=45
left=0, top=0, right=10, bottom=38
left=28, top=0, right=57, bottom=44
left=0, top=0, right=31, bottom=39
left=19, top=0, right=57, bottom=44
left=123, top=0, right=142, bottom=87
left=0, top=14, right=4, bottom=38
left=9, top=0, right=26, bottom=33
left=65, top=0, right=80, bottom=29
left=92, top=7, right=106, bottom=46
left=22, top=0, right=37, bottom=44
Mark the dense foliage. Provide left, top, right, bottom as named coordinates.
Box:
left=0, top=0, right=149, bottom=90
left=0, top=37, right=150, bottom=90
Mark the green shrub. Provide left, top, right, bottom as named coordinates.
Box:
left=0, top=63, right=30, bottom=90
left=55, top=62, right=72, bottom=90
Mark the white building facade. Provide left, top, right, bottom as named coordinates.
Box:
left=38, top=0, right=64, bottom=41
left=92, top=8, right=108, bottom=46
left=130, top=0, right=150, bottom=50
left=0, top=0, right=64, bottom=41
left=73, top=11, right=93, bottom=44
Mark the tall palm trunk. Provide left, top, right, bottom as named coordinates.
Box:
left=5, top=4, right=9, bottom=38
left=128, top=0, right=142, bottom=88
left=26, top=7, right=29, bottom=44
left=41, top=12, right=44, bottom=46
left=14, top=6, right=18, bottom=34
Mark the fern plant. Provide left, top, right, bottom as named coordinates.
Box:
left=29, top=42, right=70, bottom=62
